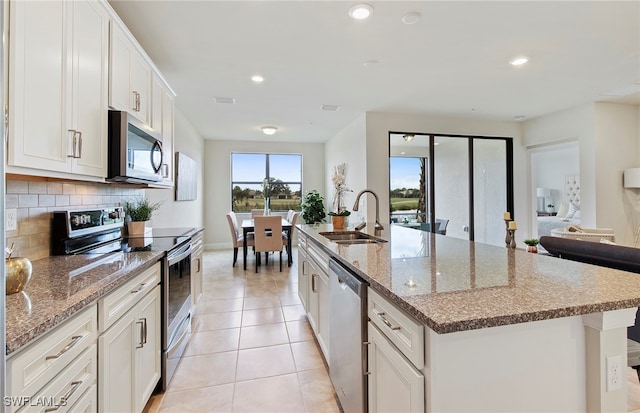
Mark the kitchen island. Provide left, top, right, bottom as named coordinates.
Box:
left=298, top=223, right=640, bottom=412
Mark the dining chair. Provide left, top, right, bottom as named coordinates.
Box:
left=226, top=212, right=254, bottom=267
left=254, top=215, right=283, bottom=272
left=282, top=211, right=299, bottom=259
left=251, top=209, right=265, bottom=218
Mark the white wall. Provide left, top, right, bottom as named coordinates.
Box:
left=523, top=104, right=596, bottom=226
left=595, top=103, right=640, bottom=245
left=523, top=102, right=640, bottom=246
left=325, top=114, right=367, bottom=224
left=146, top=108, right=205, bottom=230
left=531, top=143, right=580, bottom=209
left=204, top=139, right=325, bottom=249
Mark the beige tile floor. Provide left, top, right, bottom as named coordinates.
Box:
left=141, top=247, right=640, bottom=413
left=144, top=248, right=341, bottom=413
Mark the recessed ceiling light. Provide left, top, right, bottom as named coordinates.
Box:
left=261, top=126, right=278, bottom=135
left=321, top=104, right=342, bottom=111
left=251, top=75, right=264, bottom=83
left=349, top=3, right=373, bottom=20
left=509, top=56, right=529, bottom=66
left=363, top=60, right=379, bottom=68
left=514, top=115, right=526, bottom=121
left=213, top=96, right=235, bottom=104
left=401, top=11, right=421, bottom=25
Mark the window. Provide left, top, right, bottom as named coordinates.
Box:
left=231, top=153, right=302, bottom=212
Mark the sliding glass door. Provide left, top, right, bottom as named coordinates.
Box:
left=389, top=133, right=513, bottom=247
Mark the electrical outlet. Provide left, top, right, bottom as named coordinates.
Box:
left=6, top=208, right=17, bottom=231
left=606, top=355, right=623, bottom=392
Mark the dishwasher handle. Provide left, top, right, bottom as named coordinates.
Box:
left=329, top=258, right=366, bottom=297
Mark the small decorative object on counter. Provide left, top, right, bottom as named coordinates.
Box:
left=5, top=243, right=32, bottom=295
left=524, top=238, right=539, bottom=253
left=546, top=203, right=555, bottom=213
left=507, top=221, right=517, bottom=249
left=504, top=213, right=512, bottom=247
left=123, top=197, right=162, bottom=236
left=329, top=163, right=352, bottom=230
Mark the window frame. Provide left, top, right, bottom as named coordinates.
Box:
left=230, top=152, right=303, bottom=212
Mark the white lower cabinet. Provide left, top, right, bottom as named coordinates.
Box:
left=297, top=236, right=330, bottom=361
left=6, top=305, right=97, bottom=413
left=297, top=246, right=309, bottom=310
left=368, top=322, right=425, bottom=413
left=98, top=263, right=161, bottom=413
left=191, top=230, right=204, bottom=306
left=307, top=255, right=330, bottom=359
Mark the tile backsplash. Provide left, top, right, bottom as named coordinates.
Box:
left=6, top=178, right=144, bottom=261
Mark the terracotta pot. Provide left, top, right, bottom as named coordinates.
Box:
left=331, top=215, right=346, bottom=230
left=127, top=221, right=148, bottom=236
left=526, top=245, right=538, bottom=253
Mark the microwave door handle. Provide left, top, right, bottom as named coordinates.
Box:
left=151, top=140, right=163, bottom=173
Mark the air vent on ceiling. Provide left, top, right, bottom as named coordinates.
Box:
left=321, top=105, right=341, bottom=111
left=213, top=97, right=236, bottom=104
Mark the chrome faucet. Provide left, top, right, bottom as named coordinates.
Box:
left=352, top=189, right=384, bottom=235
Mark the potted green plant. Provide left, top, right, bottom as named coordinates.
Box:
left=123, top=197, right=162, bottom=235
left=546, top=203, right=555, bottom=213
left=301, top=190, right=326, bottom=225
left=523, top=238, right=539, bottom=253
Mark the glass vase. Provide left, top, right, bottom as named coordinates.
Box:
left=263, top=197, right=270, bottom=216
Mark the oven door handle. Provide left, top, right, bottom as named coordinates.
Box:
left=167, top=244, right=192, bottom=266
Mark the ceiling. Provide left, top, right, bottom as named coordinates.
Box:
left=109, top=1, right=640, bottom=143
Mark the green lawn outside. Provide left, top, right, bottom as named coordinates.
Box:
left=235, top=198, right=301, bottom=213
left=390, top=197, right=419, bottom=211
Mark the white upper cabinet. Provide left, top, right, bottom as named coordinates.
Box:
left=109, top=22, right=151, bottom=124
left=8, top=0, right=109, bottom=178
left=160, top=88, right=175, bottom=184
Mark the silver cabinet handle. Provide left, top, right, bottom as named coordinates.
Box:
left=76, top=131, right=82, bottom=158
left=132, top=91, right=141, bottom=112
left=376, top=311, right=401, bottom=331
left=67, top=129, right=78, bottom=158
left=44, top=380, right=82, bottom=412
left=45, top=335, right=83, bottom=360
left=136, top=320, right=144, bottom=348
left=142, top=317, right=148, bottom=345
left=131, top=282, right=146, bottom=294
left=311, top=273, right=317, bottom=293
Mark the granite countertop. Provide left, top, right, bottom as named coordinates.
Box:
left=5, top=251, right=165, bottom=355
left=298, top=223, right=640, bottom=334
left=6, top=226, right=205, bottom=355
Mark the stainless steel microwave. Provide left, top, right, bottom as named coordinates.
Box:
left=107, top=110, right=164, bottom=183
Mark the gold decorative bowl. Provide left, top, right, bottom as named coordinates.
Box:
left=6, top=257, right=32, bottom=295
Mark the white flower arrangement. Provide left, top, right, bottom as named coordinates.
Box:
left=331, top=163, right=352, bottom=215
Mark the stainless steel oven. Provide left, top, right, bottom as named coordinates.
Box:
left=162, top=240, right=192, bottom=390
left=51, top=208, right=193, bottom=391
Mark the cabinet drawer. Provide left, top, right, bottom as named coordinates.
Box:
left=7, top=306, right=97, bottom=406
left=66, top=384, right=97, bottom=413
left=98, top=262, right=161, bottom=332
left=307, top=239, right=329, bottom=274
left=368, top=288, right=424, bottom=369
left=19, top=345, right=97, bottom=413
left=298, top=232, right=307, bottom=249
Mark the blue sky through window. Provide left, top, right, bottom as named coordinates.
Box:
left=390, top=157, right=421, bottom=190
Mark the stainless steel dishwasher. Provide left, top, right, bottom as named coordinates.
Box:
left=328, top=258, right=368, bottom=413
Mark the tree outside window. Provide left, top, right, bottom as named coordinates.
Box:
left=231, top=153, right=302, bottom=212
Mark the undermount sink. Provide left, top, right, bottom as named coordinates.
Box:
left=319, top=231, right=387, bottom=244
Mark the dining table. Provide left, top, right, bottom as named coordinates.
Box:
left=241, top=218, right=293, bottom=270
